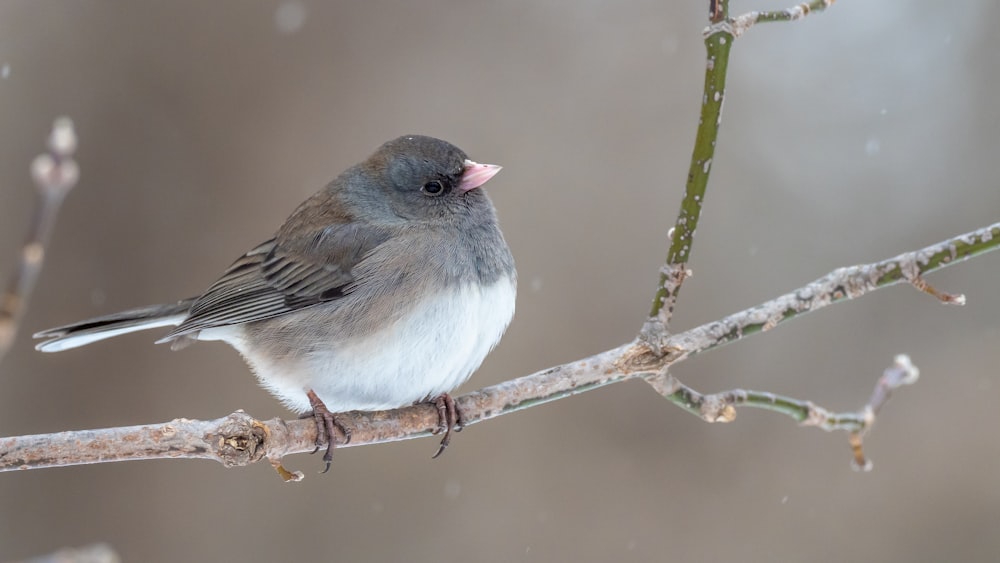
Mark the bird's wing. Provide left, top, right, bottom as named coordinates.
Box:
left=161, top=222, right=390, bottom=339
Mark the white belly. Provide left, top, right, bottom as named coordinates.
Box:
left=219, top=278, right=516, bottom=413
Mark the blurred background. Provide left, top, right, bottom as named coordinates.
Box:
left=1, top=1, right=999, bottom=561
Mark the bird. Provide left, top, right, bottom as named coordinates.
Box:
left=34, top=134, right=517, bottom=469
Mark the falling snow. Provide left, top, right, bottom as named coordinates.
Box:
left=275, top=1, right=307, bottom=35
left=865, top=137, right=881, bottom=156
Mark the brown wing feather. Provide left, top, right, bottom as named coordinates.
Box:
left=161, top=221, right=390, bottom=339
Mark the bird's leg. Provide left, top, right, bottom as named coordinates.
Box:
left=304, top=389, right=352, bottom=473
left=430, top=393, right=464, bottom=459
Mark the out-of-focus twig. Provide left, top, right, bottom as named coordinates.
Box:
left=13, top=543, right=120, bottom=563
left=0, top=118, right=79, bottom=366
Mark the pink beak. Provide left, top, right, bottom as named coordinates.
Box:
left=457, top=159, right=502, bottom=193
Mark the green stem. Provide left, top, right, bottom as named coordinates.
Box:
left=648, top=22, right=733, bottom=320
left=665, top=385, right=866, bottom=432
left=647, top=0, right=836, bottom=327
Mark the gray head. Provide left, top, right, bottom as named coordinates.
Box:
left=339, top=135, right=502, bottom=225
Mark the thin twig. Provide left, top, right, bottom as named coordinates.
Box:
left=726, top=0, right=836, bottom=38
left=647, top=354, right=920, bottom=470
left=2, top=224, right=995, bottom=480
left=0, top=118, right=78, bottom=366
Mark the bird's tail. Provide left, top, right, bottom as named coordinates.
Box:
left=34, top=298, right=196, bottom=353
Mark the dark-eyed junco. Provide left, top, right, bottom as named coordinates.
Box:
left=35, top=135, right=517, bottom=467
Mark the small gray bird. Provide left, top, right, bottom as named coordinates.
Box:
left=35, top=135, right=517, bottom=468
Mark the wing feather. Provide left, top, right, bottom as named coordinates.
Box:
left=161, top=222, right=390, bottom=340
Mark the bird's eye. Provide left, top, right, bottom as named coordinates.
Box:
left=421, top=180, right=445, bottom=196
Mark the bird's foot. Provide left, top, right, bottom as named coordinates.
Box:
left=304, top=389, right=352, bottom=473
left=430, top=393, right=464, bottom=459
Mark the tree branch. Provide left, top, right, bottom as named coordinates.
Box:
left=3, top=223, right=995, bottom=480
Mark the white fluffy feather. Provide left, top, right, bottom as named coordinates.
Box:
left=213, top=278, right=516, bottom=413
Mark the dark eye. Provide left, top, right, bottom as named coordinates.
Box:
left=421, top=180, right=445, bottom=196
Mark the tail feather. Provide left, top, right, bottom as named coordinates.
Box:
left=34, top=298, right=196, bottom=353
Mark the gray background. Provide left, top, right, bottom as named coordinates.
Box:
left=2, top=1, right=999, bottom=561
